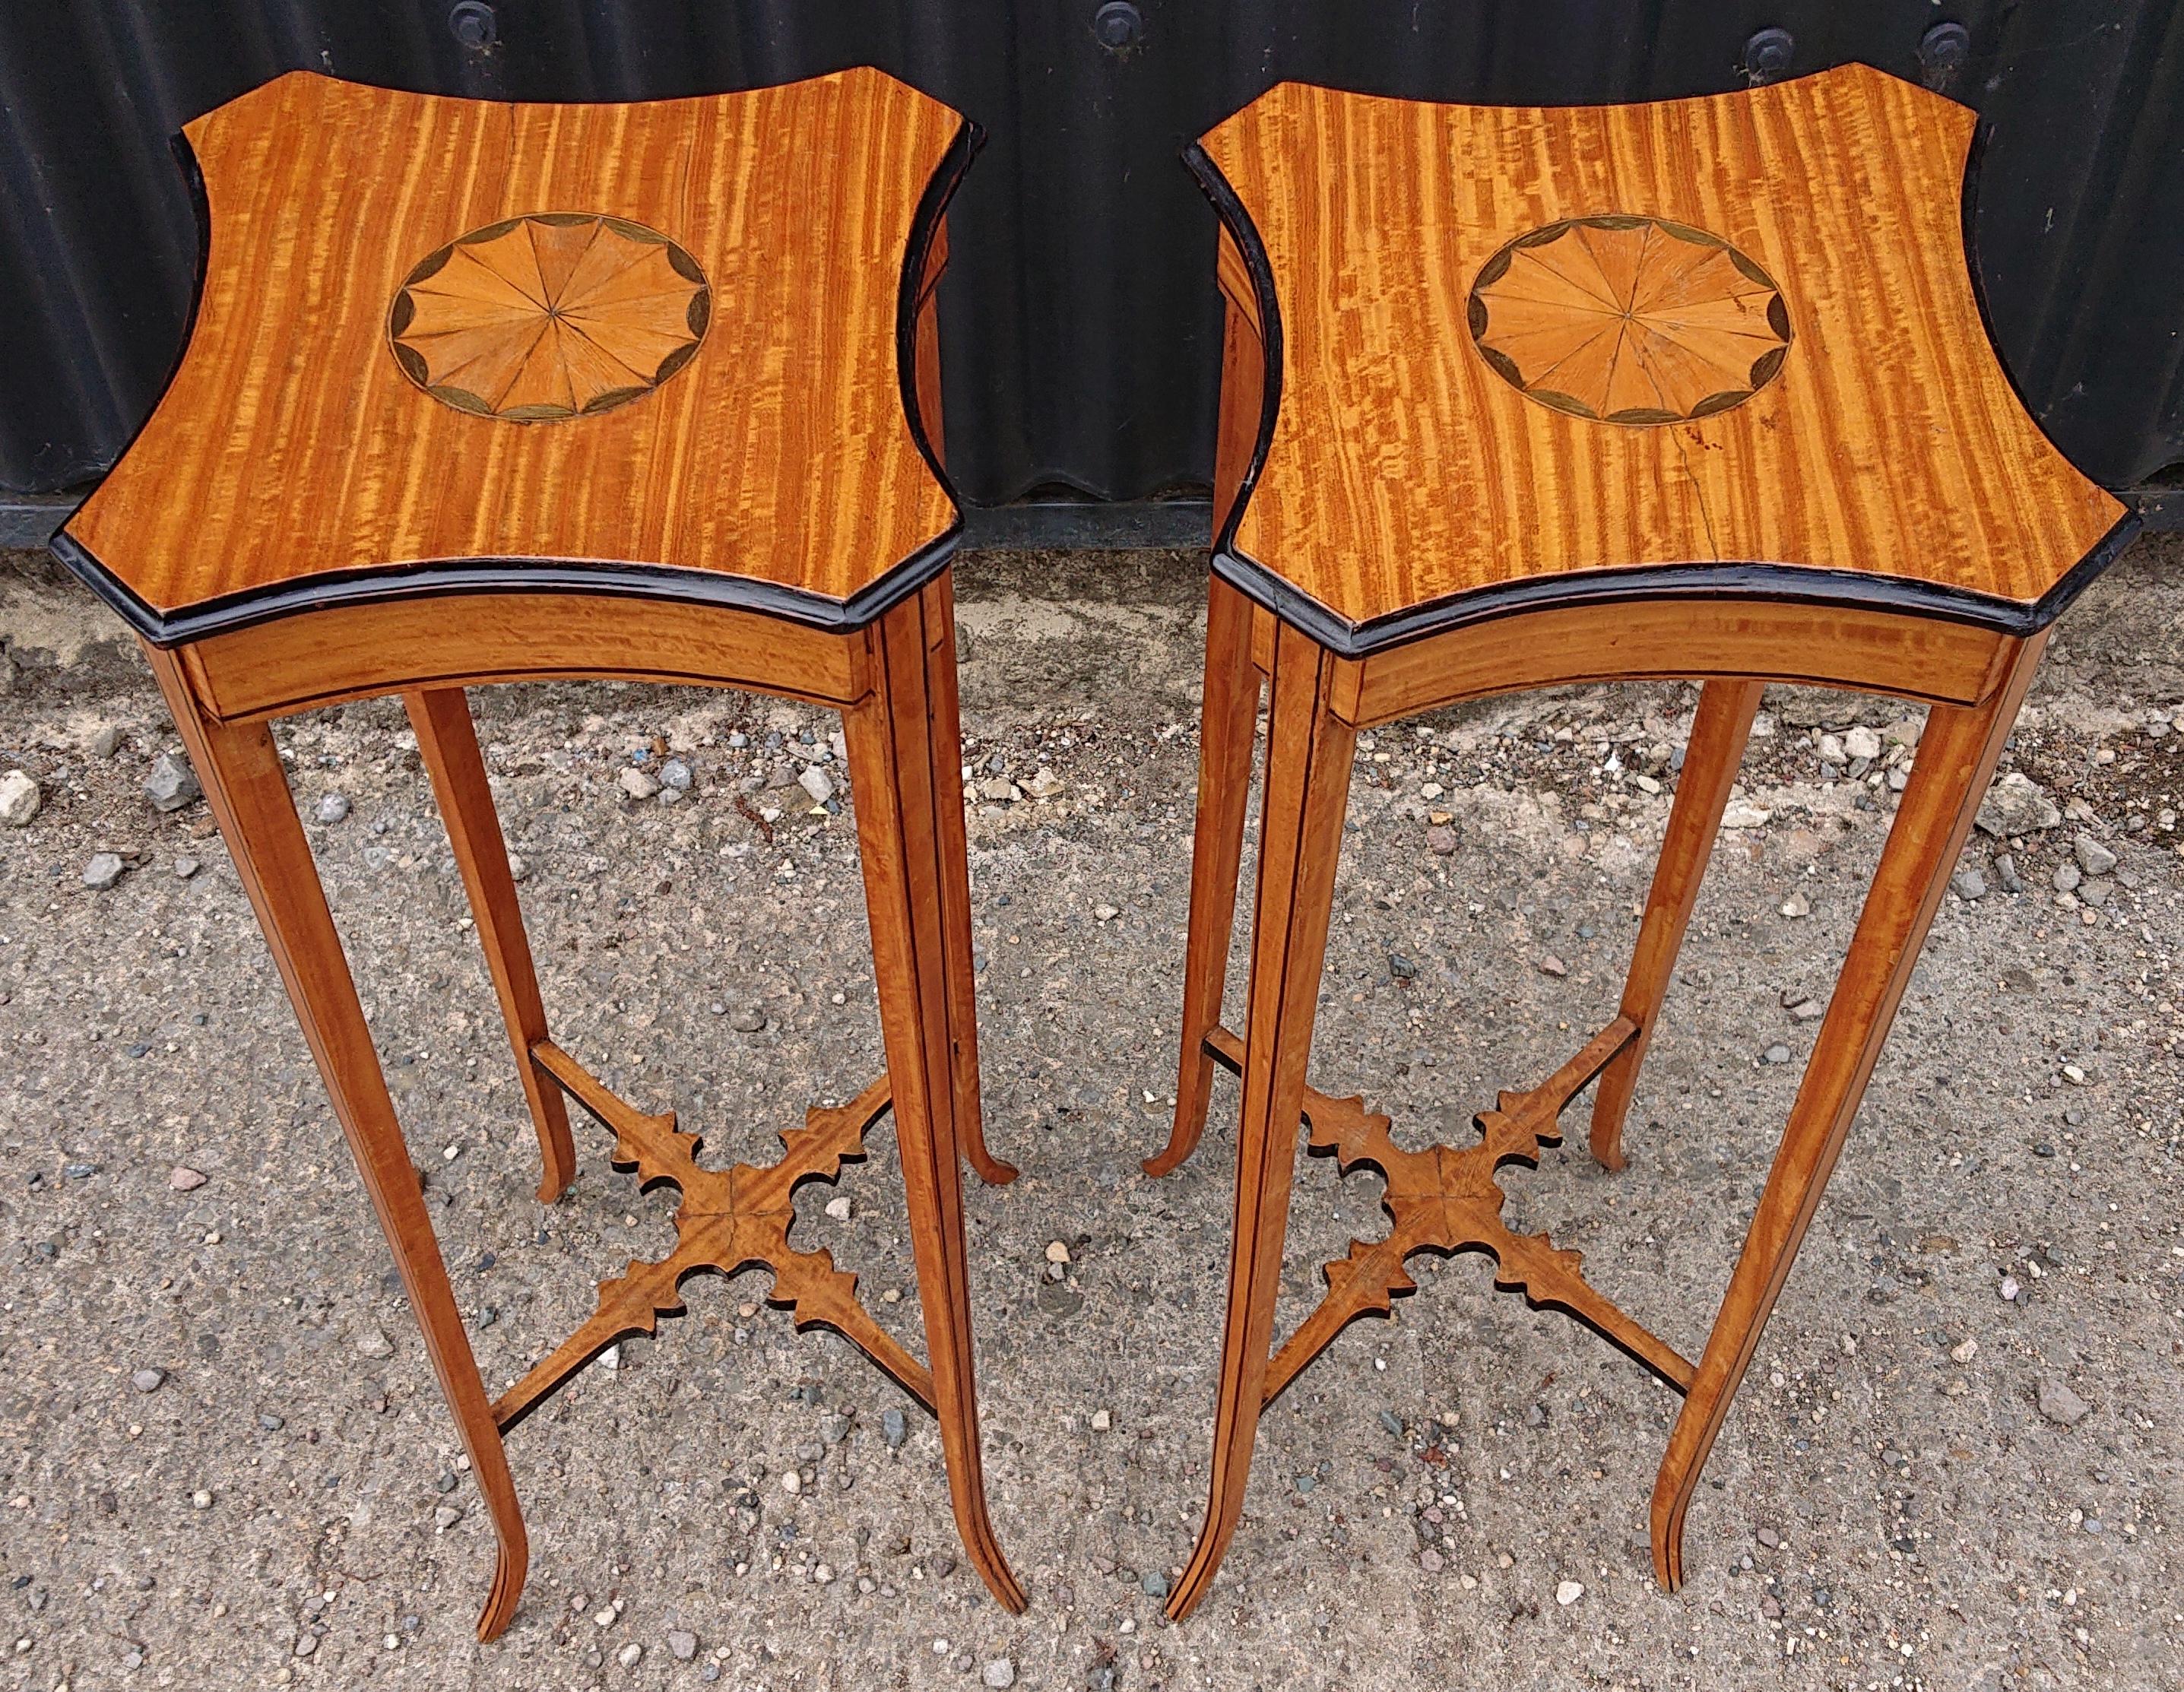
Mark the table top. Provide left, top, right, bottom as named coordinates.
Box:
left=58, top=68, right=969, bottom=646
left=1195, top=64, right=2134, bottom=657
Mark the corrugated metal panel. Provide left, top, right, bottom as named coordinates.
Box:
left=2, top=2, right=2179, bottom=505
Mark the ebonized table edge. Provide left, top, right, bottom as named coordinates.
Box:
left=1212, top=509, right=2143, bottom=661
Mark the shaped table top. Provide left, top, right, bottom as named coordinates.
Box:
left=59, top=68, right=968, bottom=645
left=1195, top=64, right=2133, bottom=656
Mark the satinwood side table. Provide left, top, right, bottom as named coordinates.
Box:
left=51, top=68, right=1027, bottom=1636
left=1149, top=64, right=2138, bottom=1618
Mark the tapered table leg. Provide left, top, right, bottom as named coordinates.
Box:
left=1167, top=622, right=1357, bottom=1622
left=923, top=573, right=1017, bottom=1187
left=146, top=648, right=530, bottom=1641
left=845, top=581, right=1025, bottom=1614
left=1650, top=634, right=2046, bottom=1589
left=1590, top=680, right=1765, bottom=1171
left=407, top=687, right=578, bottom=1203
left=1148, top=578, right=1263, bottom=1177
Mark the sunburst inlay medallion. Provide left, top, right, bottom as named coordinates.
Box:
left=388, top=213, right=711, bottom=422
left=1468, top=214, right=1791, bottom=426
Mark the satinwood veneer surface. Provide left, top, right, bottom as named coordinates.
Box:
left=60, top=68, right=966, bottom=642
left=1194, top=64, right=2131, bottom=654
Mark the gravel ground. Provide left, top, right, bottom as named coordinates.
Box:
left=1, top=537, right=2180, bottom=1692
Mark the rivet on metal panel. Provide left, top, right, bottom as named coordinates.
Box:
left=1741, top=27, right=1796, bottom=86
left=1093, top=3, right=1143, bottom=52
left=1918, top=22, right=1972, bottom=93
left=449, top=2, right=497, bottom=50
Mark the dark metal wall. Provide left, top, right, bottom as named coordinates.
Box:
left=2, top=2, right=2179, bottom=507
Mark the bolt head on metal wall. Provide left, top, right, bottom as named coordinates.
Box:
left=1093, top=3, right=1143, bottom=53
left=1742, top=27, right=1796, bottom=86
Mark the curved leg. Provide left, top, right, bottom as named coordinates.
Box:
left=1590, top=680, right=1764, bottom=1171
left=1147, top=578, right=1262, bottom=1177
left=406, top=687, right=578, bottom=1203
left=924, top=574, right=1016, bottom=1186
left=147, top=648, right=529, bottom=1641
left=1651, top=635, right=2045, bottom=1589
left=1168, top=623, right=1356, bottom=1622
left=845, top=581, right=1025, bottom=1613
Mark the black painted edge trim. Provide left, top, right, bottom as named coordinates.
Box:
left=1212, top=508, right=2142, bottom=661
left=52, top=106, right=982, bottom=651
left=1181, top=141, right=1283, bottom=571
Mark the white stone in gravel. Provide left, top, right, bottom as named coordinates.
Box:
left=2073, top=833, right=2117, bottom=876
left=83, top=852, right=126, bottom=890
left=1555, top=1580, right=1584, bottom=1605
left=1537, top=954, right=1567, bottom=978
left=0, top=771, right=40, bottom=826
left=798, top=765, right=835, bottom=805
left=191, top=1488, right=213, bottom=1510
left=1949, top=1336, right=1978, bottom=1364
left=506, top=853, right=528, bottom=882
left=1045, top=1240, right=1071, bottom=1263
left=433, top=1503, right=462, bottom=1531
left=313, top=793, right=350, bottom=824
left=2038, top=1377, right=2090, bottom=1427
left=1779, top=891, right=1810, bottom=918
left=1976, top=772, right=2059, bottom=838
left=131, top=1368, right=166, bottom=1393
left=1999, top=1274, right=2021, bottom=1302
left=173, top=856, right=201, bottom=879
left=781, top=1471, right=802, bottom=1495
left=1090, top=1408, right=1111, bottom=1431
left=982, top=1658, right=1017, bottom=1688
left=618, top=1643, right=643, bottom=1668
left=1025, top=768, right=1064, bottom=799
left=667, top=1630, right=697, bottom=1662
left=823, top=1194, right=853, bottom=1221
left=1843, top=726, right=1882, bottom=761
left=1720, top=803, right=1773, bottom=829
left=170, top=1166, right=207, bottom=1191
left=620, top=767, right=661, bottom=801
left=353, top=1326, right=393, bottom=1359
left=1816, top=734, right=1846, bottom=765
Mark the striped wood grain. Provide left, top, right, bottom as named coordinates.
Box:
left=67, top=68, right=960, bottom=622
left=1199, top=65, right=2125, bottom=638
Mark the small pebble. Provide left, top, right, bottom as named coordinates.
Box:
left=130, top=1368, right=166, bottom=1394
left=2037, top=1377, right=2091, bottom=1427
left=0, top=771, right=41, bottom=827
left=620, top=767, right=661, bottom=801
left=618, top=1643, right=643, bottom=1668
left=354, top=1327, right=394, bottom=1359
left=798, top=766, right=835, bottom=805
left=883, top=1408, right=908, bottom=1450
left=144, top=753, right=201, bottom=813
left=1045, top=1240, right=1071, bottom=1264
left=2073, top=833, right=2117, bottom=876
left=823, top=1194, right=853, bottom=1221
left=1555, top=1580, right=1584, bottom=1606
left=982, top=1659, right=1016, bottom=1689
left=1537, top=954, right=1567, bottom=979
left=173, top=856, right=201, bottom=879
left=170, top=1166, right=208, bottom=1191
left=313, top=793, right=350, bottom=825
left=667, top=1630, right=697, bottom=1662
left=1761, top=1044, right=1793, bottom=1065
left=660, top=759, right=693, bottom=792
left=1757, top=1526, right=1782, bottom=1548
left=728, top=1005, right=767, bottom=1033
left=1778, top=891, right=1810, bottom=918
left=83, top=852, right=126, bottom=890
